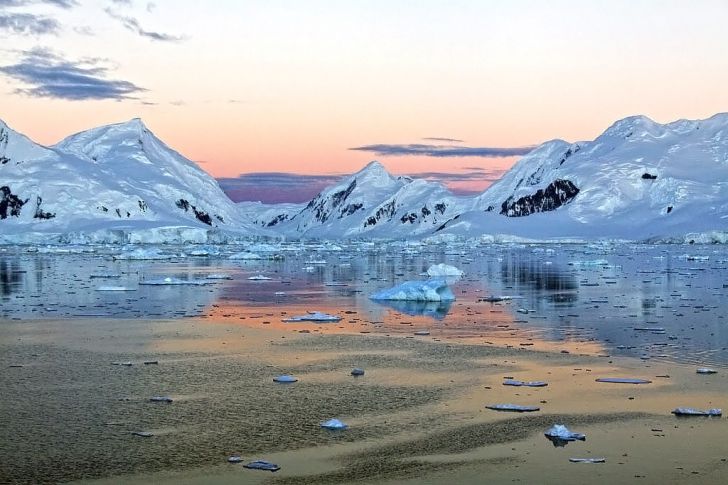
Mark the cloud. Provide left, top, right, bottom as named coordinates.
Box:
left=0, top=0, right=78, bottom=8
left=218, top=173, right=344, bottom=204
left=0, top=12, right=58, bottom=34
left=408, top=170, right=506, bottom=183
left=422, top=137, right=465, bottom=143
left=349, top=143, right=534, bottom=158
left=0, top=48, right=146, bottom=100
left=104, top=7, right=185, bottom=42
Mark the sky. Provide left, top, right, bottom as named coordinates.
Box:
left=1, top=0, right=727, bottom=203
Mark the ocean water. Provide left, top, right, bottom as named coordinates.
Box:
left=1, top=242, right=726, bottom=366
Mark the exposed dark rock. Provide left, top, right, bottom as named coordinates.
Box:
left=99, top=206, right=108, bottom=213
left=340, top=203, right=363, bottom=217
left=138, top=200, right=147, bottom=212
left=641, top=173, right=657, bottom=180
left=0, top=156, right=9, bottom=165
left=176, top=199, right=190, bottom=211
left=33, top=196, right=55, bottom=220
left=421, top=206, right=431, bottom=217
left=434, top=203, right=447, bottom=214
left=0, top=186, right=26, bottom=219
left=331, top=180, right=357, bottom=208
left=435, top=214, right=460, bottom=232
left=215, top=215, right=224, bottom=223
left=115, top=209, right=121, bottom=218
left=267, top=214, right=289, bottom=227
left=667, top=206, right=673, bottom=214
left=192, top=207, right=212, bottom=225
left=558, top=145, right=580, bottom=166
left=500, top=179, right=580, bottom=217
left=400, top=212, right=417, bottom=224
left=364, top=200, right=396, bottom=227
left=484, top=205, right=494, bottom=212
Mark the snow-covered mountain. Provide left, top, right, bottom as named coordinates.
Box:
left=244, top=161, right=471, bottom=238
left=433, top=113, right=728, bottom=240
left=0, top=118, right=264, bottom=243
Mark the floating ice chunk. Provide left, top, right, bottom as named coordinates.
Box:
left=426, top=263, right=464, bottom=277
left=568, top=259, right=609, bottom=266
left=229, top=252, right=262, bottom=260
left=370, top=279, right=455, bottom=302
left=206, top=274, right=232, bottom=280
left=149, top=396, right=173, bottom=403
left=114, top=248, right=173, bottom=260
left=595, top=377, right=652, bottom=384
left=479, top=296, right=513, bottom=303
left=282, top=311, right=342, bottom=323
left=90, top=274, right=121, bottom=279
left=96, top=286, right=136, bottom=291
left=414, top=330, right=431, bottom=336
left=112, top=361, right=133, bottom=366
left=248, top=274, right=272, bottom=281
left=672, top=407, right=722, bottom=416
left=275, top=291, right=286, bottom=296
left=140, top=277, right=211, bottom=286
left=243, top=460, right=280, bottom=472
left=305, top=259, right=327, bottom=265
left=351, top=368, right=365, bottom=376
left=503, top=379, right=548, bottom=387
left=486, top=404, right=540, bottom=412
left=273, top=375, right=298, bottom=383
left=131, top=431, right=154, bottom=437
left=248, top=243, right=280, bottom=253
left=545, top=424, right=586, bottom=446
left=320, top=418, right=348, bottom=430
left=227, top=455, right=243, bottom=463
left=696, top=368, right=717, bottom=374
left=569, top=457, right=605, bottom=463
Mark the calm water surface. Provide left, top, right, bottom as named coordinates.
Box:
left=1, top=242, right=726, bottom=366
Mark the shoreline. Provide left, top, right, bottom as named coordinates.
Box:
left=1, top=317, right=727, bottom=484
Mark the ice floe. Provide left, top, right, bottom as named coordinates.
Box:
left=486, top=404, right=540, bottom=412
left=243, top=460, right=280, bottom=472
left=672, top=407, right=722, bottom=416
left=273, top=375, right=298, bottom=383
left=320, top=418, right=348, bottom=430
left=503, top=379, right=548, bottom=387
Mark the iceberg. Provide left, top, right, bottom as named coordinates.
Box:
left=672, top=407, right=722, bottom=416
left=544, top=424, right=586, bottom=447
left=372, top=299, right=452, bottom=320
left=320, top=418, right=348, bottom=430
left=426, top=263, right=464, bottom=277
left=243, top=460, right=280, bottom=472
left=370, top=279, right=455, bottom=302
left=485, top=404, right=540, bottom=412
left=282, top=311, right=342, bottom=323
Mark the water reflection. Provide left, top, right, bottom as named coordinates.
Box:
left=1, top=243, right=728, bottom=365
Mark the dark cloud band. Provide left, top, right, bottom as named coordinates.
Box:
left=0, top=48, right=145, bottom=100
left=349, top=143, right=533, bottom=158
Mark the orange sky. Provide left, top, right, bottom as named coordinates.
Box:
left=2, top=0, right=727, bottom=188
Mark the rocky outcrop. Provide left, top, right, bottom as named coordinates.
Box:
left=500, top=179, right=579, bottom=217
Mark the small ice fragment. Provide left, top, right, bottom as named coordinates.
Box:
left=243, top=460, right=280, bottom=472
left=696, top=368, right=717, bottom=374
left=320, top=418, right=348, bottom=430
left=503, top=379, right=548, bottom=387
left=149, top=396, right=173, bottom=403
left=414, top=330, right=431, bottom=336
left=112, top=361, right=133, bottom=366
left=672, top=407, right=722, bottom=416
left=227, top=455, right=243, bottom=463
left=544, top=424, right=586, bottom=446
left=595, top=377, right=652, bottom=384
left=96, top=286, right=135, bottom=291
left=282, top=311, right=342, bottom=323
left=140, top=278, right=211, bottom=286
left=273, top=374, right=298, bottom=383
left=351, top=368, right=365, bottom=376
left=516, top=308, right=529, bottom=314
left=248, top=274, right=272, bottom=281
left=131, top=431, right=153, bottom=437
left=569, top=457, right=605, bottom=463
left=486, top=404, right=540, bottom=412
left=275, top=291, right=286, bottom=296
left=206, top=274, right=232, bottom=280
left=370, top=279, right=455, bottom=302
left=479, top=296, right=512, bottom=303
left=229, top=252, right=262, bottom=260
left=426, top=263, right=463, bottom=277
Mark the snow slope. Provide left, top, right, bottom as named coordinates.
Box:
left=0, top=118, right=265, bottom=242
left=436, top=113, right=728, bottom=240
